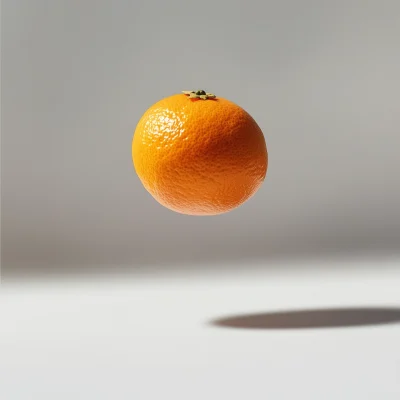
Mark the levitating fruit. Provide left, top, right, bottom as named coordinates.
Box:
left=132, top=90, right=268, bottom=215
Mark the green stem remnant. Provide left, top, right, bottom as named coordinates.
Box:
left=182, top=90, right=216, bottom=100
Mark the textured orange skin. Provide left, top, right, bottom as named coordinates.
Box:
left=132, top=93, right=268, bottom=215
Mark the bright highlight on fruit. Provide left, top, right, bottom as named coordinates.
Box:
left=132, top=90, right=268, bottom=215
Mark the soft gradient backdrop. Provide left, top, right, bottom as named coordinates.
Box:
left=2, top=0, right=400, bottom=279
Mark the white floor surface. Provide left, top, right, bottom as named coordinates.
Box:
left=1, top=258, right=400, bottom=399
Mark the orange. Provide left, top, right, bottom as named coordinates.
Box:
left=132, top=90, right=268, bottom=215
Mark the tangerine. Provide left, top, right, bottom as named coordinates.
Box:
left=132, top=90, right=268, bottom=215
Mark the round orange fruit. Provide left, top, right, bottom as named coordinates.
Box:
left=132, top=90, right=268, bottom=215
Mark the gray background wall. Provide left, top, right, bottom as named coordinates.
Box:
left=2, top=0, right=400, bottom=278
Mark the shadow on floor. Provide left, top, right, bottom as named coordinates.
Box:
left=210, top=307, right=400, bottom=330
